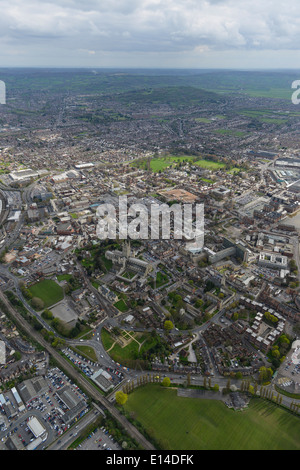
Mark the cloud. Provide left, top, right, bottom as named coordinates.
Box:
left=0, top=0, right=299, bottom=66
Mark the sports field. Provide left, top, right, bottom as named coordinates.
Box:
left=132, top=155, right=195, bottom=173
left=28, top=279, right=64, bottom=308
left=150, top=156, right=195, bottom=172
left=124, top=384, right=300, bottom=450
left=194, top=159, right=225, bottom=170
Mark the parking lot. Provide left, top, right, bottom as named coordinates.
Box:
left=276, top=352, right=300, bottom=392
left=76, top=426, right=122, bottom=451
left=62, top=347, right=124, bottom=387
left=0, top=367, right=89, bottom=449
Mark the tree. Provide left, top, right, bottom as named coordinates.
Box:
left=258, top=366, right=273, bottom=383
left=42, top=309, right=53, bottom=320
left=271, top=348, right=280, bottom=359
left=164, top=320, right=174, bottom=331
left=161, top=377, right=171, bottom=387
left=115, top=391, right=128, bottom=406
left=31, top=297, right=44, bottom=310
left=278, top=334, right=290, bottom=345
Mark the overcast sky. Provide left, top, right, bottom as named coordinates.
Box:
left=0, top=0, right=300, bottom=68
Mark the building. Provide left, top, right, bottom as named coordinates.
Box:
left=56, top=386, right=87, bottom=425
left=74, top=163, right=94, bottom=169
left=208, top=237, right=249, bottom=264
left=258, top=252, right=288, bottom=270
left=17, top=376, right=48, bottom=404
left=105, top=241, right=152, bottom=277
left=90, top=369, right=114, bottom=392
left=11, top=387, right=25, bottom=412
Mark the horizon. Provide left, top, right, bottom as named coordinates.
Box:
left=0, top=66, right=300, bottom=72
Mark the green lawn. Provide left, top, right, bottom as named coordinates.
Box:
left=195, top=117, right=211, bottom=123
left=150, top=156, right=195, bottom=172
left=114, top=299, right=129, bottom=312
left=101, top=329, right=159, bottom=366
left=214, top=129, right=246, bottom=137
left=57, top=274, right=73, bottom=282
left=194, top=159, right=225, bottom=170
left=101, top=328, right=140, bottom=363
left=226, top=167, right=242, bottom=174
left=124, top=384, right=300, bottom=450
left=131, top=155, right=196, bottom=173
left=101, top=328, right=115, bottom=351
left=28, top=279, right=64, bottom=308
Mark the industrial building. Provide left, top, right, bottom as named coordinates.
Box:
left=91, top=369, right=114, bottom=393
left=17, top=376, right=48, bottom=404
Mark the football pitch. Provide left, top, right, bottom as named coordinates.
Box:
left=124, top=384, right=300, bottom=450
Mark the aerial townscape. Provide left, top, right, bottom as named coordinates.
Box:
left=5, top=0, right=300, bottom=457
left=0, top=67, right=299, bottom=453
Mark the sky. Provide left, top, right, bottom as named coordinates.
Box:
left=0, top=0, right=300, bottom=69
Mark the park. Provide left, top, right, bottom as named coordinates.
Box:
left=122, top=384, right=300, bottom=450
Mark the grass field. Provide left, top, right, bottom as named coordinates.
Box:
left=57, top=274, right=73, bottom=282
left=195, top=117, right=212, bottom=123
left=124, top=384, right=300, bottom=450
left=132, top=155, right=196, bottom=173
left=150, top=156, right=195, bottom=172
left=194, top=159, right=225, bottom=170
left=28, top=279, right=64, bottom=308
left=114, top=299, right=129, bottom=312
left=214, top=129, right=246, bottom=137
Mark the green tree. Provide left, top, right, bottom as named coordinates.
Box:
left=161, top=377, right=171, bottom=387
left=258, top=366, right=273, bottom=383
left=164, top=320, right=174, bottom=331
left=115, top=391, right=128, bottom=406
left=271, top=348, right=280, bottom=359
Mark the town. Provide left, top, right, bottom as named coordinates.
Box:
left=0, top=68, right=299, bottom=451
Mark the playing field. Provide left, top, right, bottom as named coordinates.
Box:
left=150, top=156, right=195, bottom=172
left=124, top=384, right=300, bottom=450
left=28, top=279, right=64, bottom=308
left=194, top=159, right=225, bottom=170
left=131, top=155, right=196, bottom=173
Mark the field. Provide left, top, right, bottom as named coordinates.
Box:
left=194, top=159, right=225, bottom=170
left=214, top=129, right=246, bottom=137
left=194, top=117, right=211, bottom=123
left=114, top=299, right=129, bottom=312
left=133, top=155, right=226, bottom=173
left=124, top=384, right=300, bottom=450
left=28, top=279, right=64, bottom=308
left=132, top=155, right=196, bottom=173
